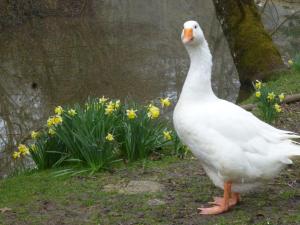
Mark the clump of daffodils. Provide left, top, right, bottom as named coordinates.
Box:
left=25, top=96, right=177, bottom=172
left=105, top=100, right=121, bottom=115
left=254, top=80, right=284, bottom=123
left=47, top=115, right=63, bottom=127
left=12, top=144, right=30, bottom=160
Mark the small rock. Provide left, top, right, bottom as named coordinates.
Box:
left=121, top=180, right=164, bottom=194
left=0, top=207, right=12, bottom=213
left=148, top=199, right=166, bottom=206
left=102, top=184, right=123, bottom=192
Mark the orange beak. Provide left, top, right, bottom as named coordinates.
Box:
left=183, top=28, right=193, bottom=43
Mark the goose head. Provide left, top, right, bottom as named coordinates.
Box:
left=181, top=20, right=205, bottom=47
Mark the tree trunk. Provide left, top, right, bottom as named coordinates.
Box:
left=212, top=0, right=285, bottom=88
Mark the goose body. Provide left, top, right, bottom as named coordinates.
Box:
left=173, top=20, right=300, bottom=214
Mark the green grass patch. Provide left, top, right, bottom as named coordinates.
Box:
left=1, top=157, right=300, bottom=225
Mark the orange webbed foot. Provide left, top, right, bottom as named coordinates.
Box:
left=198, top=205, right=229, bottom=215
left=198, top=182, right=240, bottom=215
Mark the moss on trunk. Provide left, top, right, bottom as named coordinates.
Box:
left=212, top=0, right=285, bottom=87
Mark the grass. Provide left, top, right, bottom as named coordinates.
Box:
left=0, top=157, right=299, bottom=225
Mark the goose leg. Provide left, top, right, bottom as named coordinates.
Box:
left=198, top=181, right=232, bottom=215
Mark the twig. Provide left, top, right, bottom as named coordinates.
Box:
left=270, top=10, right=300, bottom=36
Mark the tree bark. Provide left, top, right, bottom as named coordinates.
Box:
left=212, top=0, right=285, bottom=88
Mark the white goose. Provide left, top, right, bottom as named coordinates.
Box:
left=173, top=20, right=300, bottom=215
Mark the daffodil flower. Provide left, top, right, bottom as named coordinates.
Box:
left=54, top=106, right=64, bottom=115
left=267, top=92, right=275, bottom=101
left=53, top=115, right=63, bottom=125
left=105, top=102, right=115, bottom=115
left=105, top=133, right=114, bottom=141
left=49, top=128, right=56, bottom=135
left=99, top=96, right=108, bottom=104
left=18, top=144, right=29, bottom=156
left=274, top=103, right=282, bottom=113
left=160, top=97, right=171, bottom=108
left=68, top=109, right=77, bottom=116
left=12, top=151, right=21, bottom=159
left=147, top=104, right=160, bottom=119
left=255, top=80, right=262, bottom=89
left=126, top=109, right=137, bottom=119
left=115, top=100, right=121, bottom=109
left=288, top=59, right=293, bottom=66
left=47, top=117, right=54, bottom=127
left=163, top=131, right=172, bottom=141
left=31, top=131, right=39, bottom=139
left=279, top=93, right=285, bottom=102
left=255, top=91, right=261, bottom=98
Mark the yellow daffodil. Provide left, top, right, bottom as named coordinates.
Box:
left=126, top=109, right=137, bottom=119
left=255, top=80, right=262, bottom=89
left=105, top=133, right=114, bottom=141
left=255, top=91, right=261, bottom=98
left=53, top=115, right=63, bottom=125
left=274, top=103, right=282, bottom=113
left=68, top=109, right=77, bottom=116
left=47, top=117, right=54, bottom=127
left=18, top=144, right=29, bottom=156
left=99, top=96, right=108, bottom=104
left=115, top=100, right=121, bottom=109
left=147, top=104, right=160, bottom=119
left=105, top=107, right=114, bottom=115
left=31, top=131, right=39, bottom=139
left=288, top=59, right=293, bottom=66
left=163, top=131, right=172, bottom=141
left=279, top=93, right=285, bottom=102
left=31, top=144, right=37, bottom=152
left=160, top=97, right=171, bottom=108
left=47, top=116, right=62, bottom=127
left=105, top=101, right=115, bottom=115
left=48, top=128, right=56, bottom=135
left=12, top=151, right=21, bottom=159
left=267, top=92, right=275, bottom=101
left=54, top=106, right=64, bottom=115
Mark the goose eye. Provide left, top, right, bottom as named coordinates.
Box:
left=194, top=25, right=197, bottom=29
